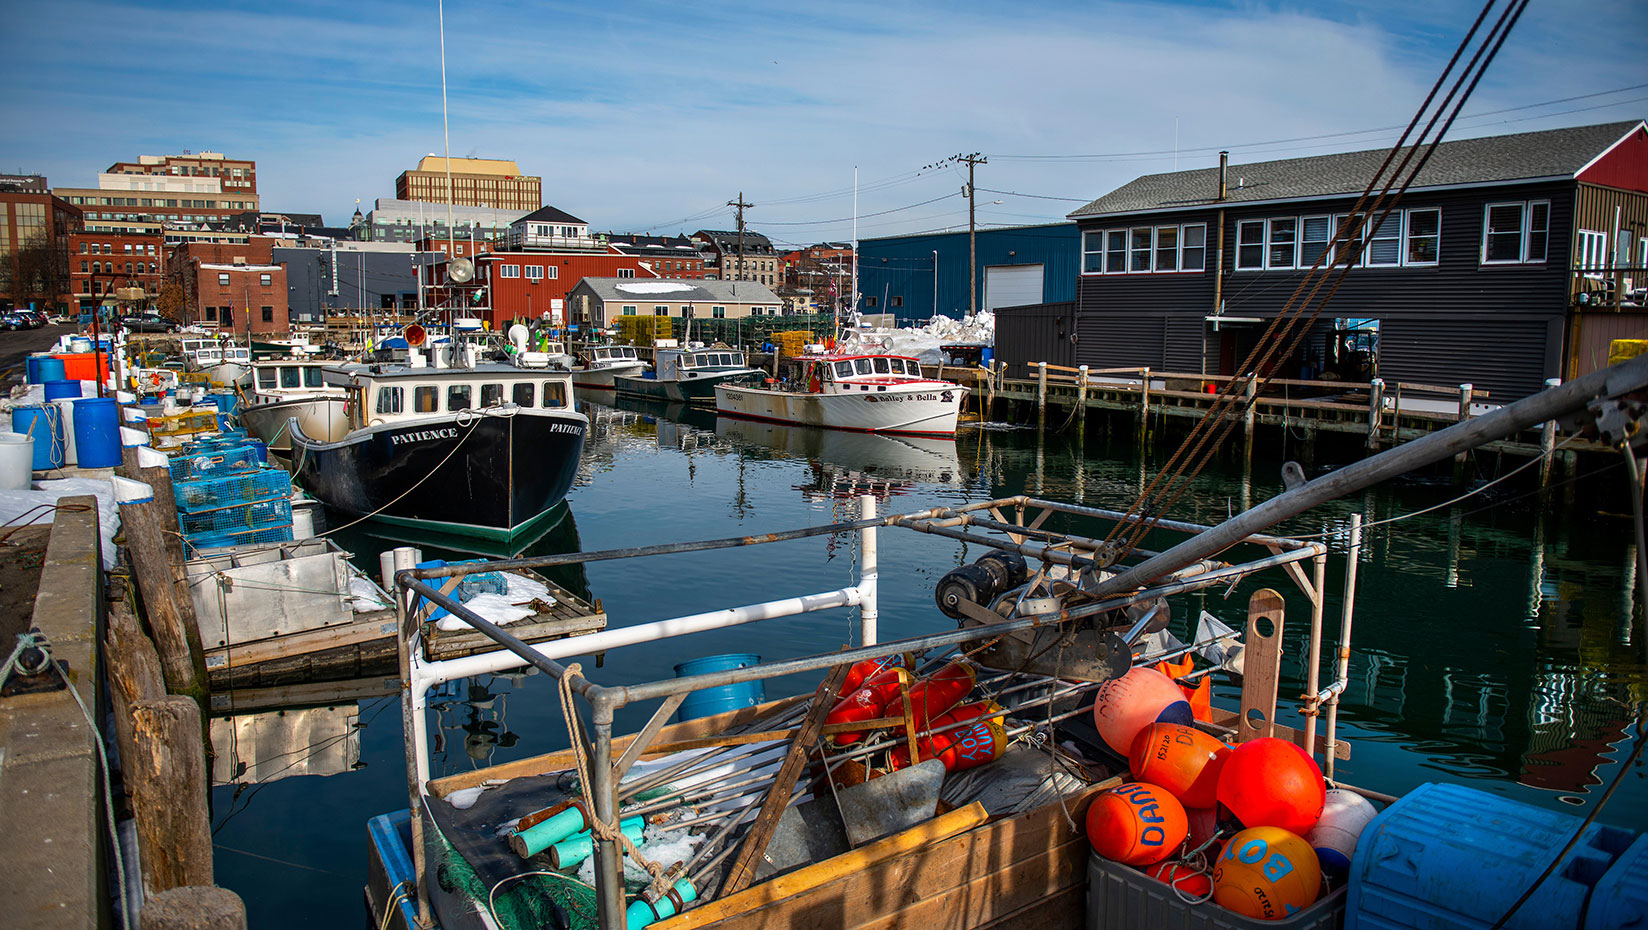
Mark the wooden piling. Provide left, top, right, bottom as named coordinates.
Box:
left=1454, top=383, right=1474, bottom=470
left=1243, top=375, right=1257, bottom=465
left=120, top=492, right=208, bottom=700
left=106, top=600, right=166, bottom=789
left=1036, top=361, right=1047, bottom=429
left=139, top=886, right=247, bottom=930
left=131, top=695, right=214, bottom=893
left=1076, top=365, right=1089, bottom=432
left=1366, top=378, right=1384, bottom=450
left=1540, top=377, right=1561, bottom=485
left=1139, top=367, right=1152, bottom=443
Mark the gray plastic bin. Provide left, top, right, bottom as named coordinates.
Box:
left=1087, top=852, right=1346, bottom=930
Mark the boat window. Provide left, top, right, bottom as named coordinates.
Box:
left=481, top=383, right=504, bottom=407
left=414, top=386, right=438, bottom=413
left=256, top=369, right=276, bottom=389
left=513, top=383, right=534, bottom=407
left=304, top=368, right=324, bottom=388
left=279, top=367, right=301, bottom=388
left=376, top=386, right=403, bottom=415
left=448, top=385, right=472, bottom=411
left=542, top=381, right=566, bottom=408
left=835, top=361, right=853, bottom=378
left=721, top=353, right=735, bottom=366
left=873, top=357, right=890, bottom=374
left=854, top=358, right=872, bottom=375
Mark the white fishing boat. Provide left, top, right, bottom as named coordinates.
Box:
left=572, top=344, right=650, bottom=390
left=715, top=350, right=968, bottom=437
left=613, top=345, right=760, bottom=405
left=239, top=358, right=348, bottom=453
left=182, top=339, right=253, bottom=388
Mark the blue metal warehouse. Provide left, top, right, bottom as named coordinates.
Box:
left=855, top=223, right=1078, bottom=323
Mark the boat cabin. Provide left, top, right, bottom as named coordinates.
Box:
left=585, top=345, right=641, bottom=366
left=253, top=359, right=340, bottom=396
left=193, top=345, right=252, bottom=366
left=325, top=364, right=574, bottom=431
left=656, top=347, right=752, bottom=381
left=792, top=353, right=931, bottom=393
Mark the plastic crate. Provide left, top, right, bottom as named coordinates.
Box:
left=414, top=558, right=508, bottom=621
left=181, top=524, right=293, bottom=556
left=1087, top=852, right=1346, bottom=930
left=174, top=467, right=290, bottom=513
left=178, top=496, right=292, bottom=536
left=169, top=444, right=259, bottom=482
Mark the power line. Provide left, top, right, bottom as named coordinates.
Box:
left=976, top=187, right=1088, bottom=202
left=758, top=192, right=961, bottom=227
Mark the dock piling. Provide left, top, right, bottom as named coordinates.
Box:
left=118, top=489, right=207, bottom=701
left=1076, top=365, right=1089, bottom=435
left=1243, top=374, right=1257, bottom=465
left=1454, top=383, right=1474, bottom=470
left=1036, top=361, right=1047, bottom=429
left=1139, top=367, right=1152, bottom=443
left=1366, top=378, right=1384, bottom=450
left=1539, top=377, right=1561, bottom=485
left=131, top=695, right=214, bottom=894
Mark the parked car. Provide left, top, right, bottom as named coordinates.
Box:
left=121, top=312, right=179, bottom=333
left=0, top=312, right=26, bottom=331
left=15, top=309, right=46, bottom=328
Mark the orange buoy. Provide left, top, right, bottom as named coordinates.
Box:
left=1147, top=860, right=1213, bottom=897
left=1084, top=782, right=1188, bottom=866
left=825, top=668, right=905, bottom=745
left=841, top=653, right=914, bottom=693
left=1129, top=723, right=1231, bottom=808
left=1092, top=667, right=1194, bottom=755
left=904, top=661, right=975, bottom=728
left=888, top=700, right=1005, bottom=772
left=1216, top=738, right=1325, bottom=836
left=1212, top=826, right=1322, bottom=919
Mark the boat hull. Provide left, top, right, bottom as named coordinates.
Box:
left=240, top=395, right=347, bottom=453
left=196, top=361, right=251, bottom=389
left=715, top=383, right=967, bottom=436
left=614, top=369, right=759, bottom=405
left=288, top=409, right=587, bottom=539
left=571, top=360, right=648, bottom=390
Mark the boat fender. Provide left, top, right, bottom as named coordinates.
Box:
left=825, top=668, right=907, bottom=746
left=624, top=878, right=698, bottom=930
left=544, top=817, right=645, bottom=870
left=902, top=661, right=976, bottom=729
left=840, top=653, right=916, bottom=693
left=888, top=699, right=1005, bottom=772
left=1212, top=826, right=1321, bottom=919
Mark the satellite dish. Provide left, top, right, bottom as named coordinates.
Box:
left=405, top=324, right=427, bottom=347
left=507, top=324, right=530, bottom=353
left=447, top=257, right=475, bottom=284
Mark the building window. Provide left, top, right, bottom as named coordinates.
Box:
left=712, top=306, right=726, bottom=318
left=654, top=305, right=669, bottom=316
left=499, top=264, right=519, bottom=278
left=81, top=260, right=88, bottom=272
left=621, top=305, right=637, bottom=316
left=204, top=307, right=217, bottom=321
left=261, top=306, right=273, bottom=323
left=1363, top=213, right=1402, bottom=267
left=1267, top=217, right=1298, bottom=269
left=1129, top=227, right=1152, bottom=272
left=218, top=272, right=230, bottom=285
left=865, top=296, right=879, bottom=308
left=1154, top=227, right=1179, bottom=272
left=524, top=265, right=544, bottom=281
left=1300, top=216, right=1331, bottom=268
left=1405, top=209, right=1440, bottom=265
left=1237, top=221, right=1265, bottom=270
left=1181, top=225, right=1206, bottom=272
left=890, top=296, right=904, bottom=308
left=260, top=273, right=271, bottom=286
left=1577, top=229, right=1609, bottom=270
left=1482, top=201, right=1549, bottom=264
left=1082, top=231, right=1104, bottom=273
left=617, top=268, right=635, bottom=278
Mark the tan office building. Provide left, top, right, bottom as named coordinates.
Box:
left=395, top=156, right=541, bottom=211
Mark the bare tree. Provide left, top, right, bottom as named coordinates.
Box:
left=7, top=233, right=70, bottom=307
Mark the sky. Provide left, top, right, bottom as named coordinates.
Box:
left=2, top=0, right=1644, bottom=246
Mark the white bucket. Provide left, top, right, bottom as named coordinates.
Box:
left=0, top=432, right=32, bottom=490
left=52, top=397, right=79, bottom=466
left=70, top=337, right=92, bottom=353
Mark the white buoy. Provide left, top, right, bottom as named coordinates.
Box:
left=1306, top=788, right=1379, bottom=876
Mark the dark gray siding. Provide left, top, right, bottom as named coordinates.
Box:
left=857, top=224, right=1079, bottom=324
left=994, top=302, right=1076, bottom=377
left=278, top=247, right=436, bottom=322
left=1067, top=179, right=1576, bottom=398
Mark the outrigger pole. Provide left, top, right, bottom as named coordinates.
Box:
left=1093, top=354, right=1648, bottom=599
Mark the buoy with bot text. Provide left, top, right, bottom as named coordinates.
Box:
left=1092, top=667, right=1194, bottom=755
left=1212, top=826, right=1322, bottom=920
left=1216, top=737, right=1325, bottom=836
left=1128, top=722, right=1230, bottom=808
left=1085, top=782, right=1188, bottom=866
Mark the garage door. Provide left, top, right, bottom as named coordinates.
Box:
left=984, top=264, right=1044, bottom=313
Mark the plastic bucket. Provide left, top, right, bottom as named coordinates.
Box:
left=673, top=654, right=765, bottom=722
left=0, top=432, right=32, bottom=490
left=72, top=397, right=122, bottom=468
left=53, top=398, right=79, bottom=465
left=69, top=337, right=92, bottom=353
left=12, top=405, right=64, bottom=470
left=43, top=379, right=81, bottom=401
left=210, top=391, right=242, bottom=417
left=35, top=356, right=66, bottom=383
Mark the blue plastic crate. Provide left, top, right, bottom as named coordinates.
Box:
left=169, top=444, right=259, bottom=482
left=414, top=559, right=509, bottom=621
left=182, top=524, right=293, bottom=555
left=178, top=496, right=293, bottom=536
left=174, top=468, right=291, bottom=513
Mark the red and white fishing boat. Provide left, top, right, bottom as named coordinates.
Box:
left=715, top=351, right=969, bottom=437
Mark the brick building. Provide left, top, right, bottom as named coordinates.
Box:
left=692, top=229, right=782, bottom=286
left=0, top=191, right=82, bottom=310
left=54, top=151, right=260, bottom=236
left=606, top=234, right=710, bottom=279
left=466, top=251, right=658, bottom=328
left=70, top=232, right=166, bottom=312
left=167, top=240, right=288, bottom=334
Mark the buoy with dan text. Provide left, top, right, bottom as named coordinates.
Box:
left=1085, top=782, right=1188, bottom=866
left=1092, top=667, right=1195, bottom=755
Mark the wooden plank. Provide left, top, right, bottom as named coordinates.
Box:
left=422, top=611, right=606, bottom=661
left=429, top=694, right=812, bottom=797
left=613, top=692, right=690, bottom=781
left=1238, top=589, right=1285, bottom=743
left=202, top=612, right=400, bottom=670
left=972, top=883, right=1085, bottom=930
left=131, top=696, right=213, bottom=893
left=208, top=675, right=400, bottom=715
left=1210, top=708, right=1350, bottom=760
left=654, top=802, right=992, bottom=930
left=684, top=789, right=1100, bottom=930
left=850, top=840, right=1087, bottom=930
left=721, top=663, right=851, bottom=895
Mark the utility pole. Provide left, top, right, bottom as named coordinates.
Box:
left=958, top=153, right=987, bottom=317
left=729, top=192, right=753, bottom=284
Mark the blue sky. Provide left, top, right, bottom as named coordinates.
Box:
left=2, top=0, right=1643, bottom=245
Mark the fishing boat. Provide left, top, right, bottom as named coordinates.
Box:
left=238, top=358, right=347, bottom=454
left=182, top=339, right=254, bottom=388
left=613, top=345, right=760, bottom=405
left=572, top=344, right=650, bottom=390
left=285, top=345, right=588, bottom=540
left=715, top=350, right=968, bottom=436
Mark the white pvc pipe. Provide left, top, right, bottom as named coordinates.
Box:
left=860, top=494, right=878, bottom=646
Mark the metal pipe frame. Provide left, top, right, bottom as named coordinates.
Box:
left=397, top=496, right=1331, bottom=929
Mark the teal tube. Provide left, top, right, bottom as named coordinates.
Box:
left=624, top=878, right=699, bottom=930
left=509, top=805, right=588, bottom=859
left=546, top=817, right=645, bottom=870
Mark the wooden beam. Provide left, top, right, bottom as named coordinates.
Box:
left=131, top=696, right=213, bottom=893
left=107, top=600, right=166, bottom=793
left=613, top=692, right=689, bottom=782
left=720, top=663, right=851, bottom=896
left=1237, top=589, right=1285, bottom=743
left=121, top=491, right=207, bottom=700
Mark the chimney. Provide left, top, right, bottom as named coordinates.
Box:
left=1218, top=151, right=1229, bottom=201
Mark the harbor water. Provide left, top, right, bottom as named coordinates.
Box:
left=211, top=395, right=1647, bottom=926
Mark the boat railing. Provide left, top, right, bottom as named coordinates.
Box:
left=388, top=494, right=1336, bottom=929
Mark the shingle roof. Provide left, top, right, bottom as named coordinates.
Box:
left=516, top=204, right=587, bottom=225
left=573, top=278, right=782, bottom=304
left=1070, top=121, right=1643, bottom=219
left=693, top=229, right=775, bottom=250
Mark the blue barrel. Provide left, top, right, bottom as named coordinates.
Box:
left=210, top=391, right=242, bottom=417
left=43, top=379, right=81, bottom=401
left=673, top=654, right=764, bottom=722
left=24, top=355, right=44, bottom=385
left=71, top=397, right=122, bottom=468
left=36, top=356, right=66, bottom=384
left=981, top=346, right=995, bottom=366
left=12, top=405, right=64, bottom=470
left=1346, top=782, right=1631, bottom=930
left=1587, top=833, right=1648, bottom=930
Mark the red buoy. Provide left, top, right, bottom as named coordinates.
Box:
left=904, top=662, right=975, bottom=728
left=1216, top=738, right=1325, bottom=836
left=888, top=700, right=1005, bottom=772
left=1128, top=723, right=1231, bottom=809
left=1146, top=860, right=1213, bottom=897
left=1085, top=782, right=1188, bottom=866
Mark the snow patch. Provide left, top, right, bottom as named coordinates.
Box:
left=616, top=282, right=695, bottom=294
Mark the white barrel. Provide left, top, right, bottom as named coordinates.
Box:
left=52, top=397, right=78, bottom=465
left=0, top=432, right=32, bottom=490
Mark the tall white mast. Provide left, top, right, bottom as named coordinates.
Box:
left=850, top=166, right=858, bottom=323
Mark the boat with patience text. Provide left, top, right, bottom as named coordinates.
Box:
left=715, top=350, right=968, bottom=436
left=613, top=345, right=760, bottom=405
left=286, top=349, right=587, bottom=540
left=239, top=358, right=348, bottom=454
